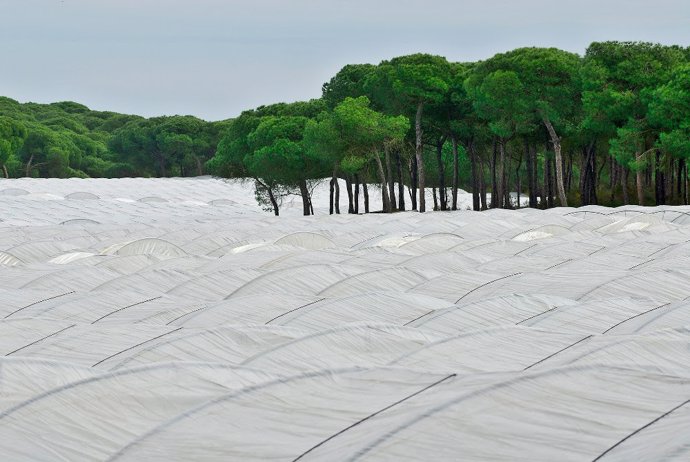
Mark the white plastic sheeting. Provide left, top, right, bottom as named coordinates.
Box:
left=1, top=177, right=690, bottom=461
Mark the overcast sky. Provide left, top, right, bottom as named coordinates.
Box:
left=2, top=0, right=689, bottom=121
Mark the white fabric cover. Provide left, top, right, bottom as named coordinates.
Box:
left=1, top=177, right=690, bottom=461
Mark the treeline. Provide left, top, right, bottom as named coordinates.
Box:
left=2, top=41, right=690, bottom=215
left=0, top=98, right=229, bottom=178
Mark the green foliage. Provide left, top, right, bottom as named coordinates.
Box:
left=466, top=69, right=530, bottom=140
left=322, top=64, right=377, bottom=109
left=0, top=116, right=27, bottom=169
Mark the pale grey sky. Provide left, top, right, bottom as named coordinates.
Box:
left=2, top=0, right=689, bottom=120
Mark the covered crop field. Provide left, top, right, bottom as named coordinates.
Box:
left=1, top=177, right=690, bottom=461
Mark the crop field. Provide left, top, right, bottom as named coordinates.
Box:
left=1, top=177, right=690, bottom=461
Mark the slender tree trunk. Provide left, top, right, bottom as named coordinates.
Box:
left=334, top=178, right=341, bottom=214
left=468, top=140, right=481, bottom=211
left=636, top=152, right=644, bottom=206
left=515, top=151, right=522, bottom=208
left=580, top=141, right=598, bottom=206
left=503, top=145, right=510, bottom=208
left=298, top=179, right=311, bottom=216
left=410, top=155, right=418, bottom=210
left=363, top=182, right=370, bottom=213
left=354, top=174, right=360, bottom=214
left=2, top=164, right=8, bottom=178
left=451, top=135, right=460, bottom=210
left=386, top=148, right=396, bottom=211
left=681, top=161, right=685, bottom=205
left=267, top=186, right=279, bottom=216
left=25, top=154, right=34, bottom=177
left=490, top=139, right=498, bottom=208
left=497, top=139, right=506, bottom=208
left=622, top=167, right=630, bottom=205
left=526, top=138, right=536, bottom=208
left=374, top=152, right=391, bottom=213
left=155, top=151, right=167, bottom=177
left=195, top=156, right=203, bottom=176
left=677, top=159, right=685, bottom=205
left=432, top=187, right=438, bottom=210
left=565, top=150, right=573, bottom=192
left=415, top=101, right=426, bottom=212
left=345, top=176, right=355, bottom=213
left=542, top=118, right=568, bottom=206
left=655, top=150, right=665, bottom=206
left=544, top=152, right=554, bottom=209
left=479, top=156, right=488, bottom=210
left=610, top=158, right=617, bottom=205
left=396, top=151, right=405, bottom=211
left=329, top=178, right=335, bottom=215
left=435, top=137, right=447, bottom=211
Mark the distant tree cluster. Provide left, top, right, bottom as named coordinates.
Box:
left=0, top=98, right=229, bottom=179
left=2, top=41, right=690, bottom=215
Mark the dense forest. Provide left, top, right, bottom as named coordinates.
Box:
left=2, top=41, right=690, bottom=215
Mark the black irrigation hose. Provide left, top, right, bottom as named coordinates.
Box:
left=292, top=373, right=456, bottom=461
left=592, top=398, right=690, bottom=461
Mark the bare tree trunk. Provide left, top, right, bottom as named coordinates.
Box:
left=25, top=154, right=34, bottom=177
left=195, top=156, right=203, bottom=176
left=345, top=176, right=355, bottom=213
left=298, top=179, right=311, bottom=216
left=155, top=151, right=167, bottom=177
left=677, top=159, right=685, bottom=205
left=515, top=151, right=522, bottom=208
left=683, top=162, right=688, bottom=205
left=503, top=143, right=510, bottom=209
left=479, top=156, right=488, bottom=210
left=610, top=158, right=617, bottom=205
left=497, top=139, right=506, bottom=209
left=354, top=174, right=360, bottom=214
left=432, top=187, right=438, bottom=210
left=544, top=152, right=554, bottom=209
left=451, top=135, right=459, bottom=210
left=329, top=178, right=335, bottom=215
left=374, top=153, right=392, bottom=213
left=396, top=151, right=405, bottom=211
left=386, top=148, right=396, bottom=211
left=415, top=101, right=426, bottom=212
left=622, top=167, right=630, bottom=205
left=267, top=186, right=279, bottom=216
left=334, top=177, right=341, bottom=214
left=580, top=141, right=598, bottom=206
left=363, top=182, right=370, bottom=213
left=410, top=155, right=418, bottom=210
left=526, top=138, right=536, bottom=208
left=435, top=137, right=447, bottom=211
left=542, top=118, right=568, bottom=206
left=636, top=152, right=644, bottom=206
left=3, top=164, right=9, bottom=178
left=468, top=140, right=481, bottom=211
left=490, top=139, right=498, bottom=208
left=655, top=150, right=665, bottom=206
